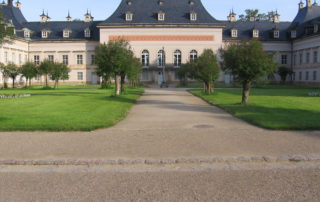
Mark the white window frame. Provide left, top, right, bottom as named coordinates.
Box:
left=12, top=53, right=15, bottom=64
left=126, top=13, right=133, bottom=21
left=190, top=12, right=197, bottom=21
left=231, top=29, right=238, bottom=38
left=157, top=50, right=165, bottom=67
left=190, top=50, right=198, bottom=62
left=34, top=55, right=40, bottom=65
left=24, top=31, right=30, bottom=38
left=274, top=30, right=280, bottom=38
left=91, top=55, right=95, bottom=65
left=77, top=55, right=83, bottom=65
left=84, top=29, right=91, bottom=38
left=4, top=52, right=8, bottom=63
left=48, top=55, right=54, bottom=62
left=63, top=30, right=70, bottom=38
left=63, top=55, right=69, bottom=65
left=42, top=31, right=48, bottom=39
left=141, top=50, right=149, bottom=67
left=77, top=72, right=83, bottom=80
left=174, top=50, right=182, bottom=67
left=158, top=12, right=165, bottom=21
left=252, top=29, right=259, bottom=38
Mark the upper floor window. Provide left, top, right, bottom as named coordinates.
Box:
left=231, top=29, right=238, bottom=38
left=126, top=12, right=133, bottom=21
left=4, top=52, right=8, bottom=63
left=306, top=52, right=310, bottom=64
left=274, top=30, right=280, bottom=38
left=174, top=50, right=182, bottom=67
left=314, top=51, right=318, bottom=63
left=190, top=50, right=198, bottom=61
left=158, top=12, right=165, bottom=21
left=77, top=55, right=83, bottom=65
left=190, top=12, right=197, bottom=21
left=314, top=24, right=318, bottom=33
left=34, top=55, right=40, bottom=65
left=141, top=50, right=149, bottom=67
left=313, top=71, right=317, bottom=81
left=48, top=55, right=54, bottom=62
left=291, top=30, right=297, bottom=38
left=63, top=55, right=69, bottom=65
left=157, top=50, right=165, bottom=67
left=252, top=29, right=259, bottom=38
left=299, top=53, right=303, bottom=65
left=84, top=29, right=91, bottom=38
left=281, top=55, right=287, bottom=65
left=293, top=54, right=297, bottom=66
left=91, top=55, right=96, bottom=65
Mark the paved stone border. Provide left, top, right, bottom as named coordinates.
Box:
left=0, top=155, right=320, bottom=166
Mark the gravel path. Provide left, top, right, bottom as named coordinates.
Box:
left=0, top=88, right=319, bottom=162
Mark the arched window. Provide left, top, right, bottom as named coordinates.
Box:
left=190, top=50, right=197, bottom=62
left=141, top=50, right=149, bottom=67
left=157, top=50, right=165, bottom=67
left=174, top=50, right=182, bottom=67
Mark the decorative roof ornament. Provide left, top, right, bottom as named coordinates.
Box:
left=66, top=10, right=72, bottom=22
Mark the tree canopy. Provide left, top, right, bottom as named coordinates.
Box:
left=20, top=62, right=38, bottom=87
left=238, top=9, right=278, bottom=21
left=0, top=11, right=15, bottom=44
left=220, top=40, right=277, bottom=104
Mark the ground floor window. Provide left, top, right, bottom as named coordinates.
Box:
left=141, top=72, right=149, bottom=81
left=305, top=71, right=309, bottom=81
left=48, top=55, right=54, bottom=62
left=174, top=50, right=182, bottom=67
left=77, top=55, right=83, bottom=65
left=313, top=71, right=317, bottom=81
left=34, top=55, right=40, bottom=65
left=77, top=72, right=83, bottom=80
left=157, top=50, right=165, bottom=67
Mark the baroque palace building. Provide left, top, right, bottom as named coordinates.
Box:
left=0, top=0, right=320, bottom=86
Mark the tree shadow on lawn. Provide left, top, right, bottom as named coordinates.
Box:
left=221, top=104, right=320, bottom=131
left=215, top=89, right=317, bottom=97
left=32, top=91, right=102, bottom=97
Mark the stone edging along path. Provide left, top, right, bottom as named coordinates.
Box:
left=1, top=155, right=320, bottom=166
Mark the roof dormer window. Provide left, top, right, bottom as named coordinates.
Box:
left=158, top=12, right=165, bottom=21
left=41, top=30, right=50, bottom=39
left=63, top=29, right=71, bottom=38
left=126, top=12, right=133, bottom=21
left=84, top=29, right=91, bottom=38
left=190, top=12, right=197, bottom=21
left=252, top=29, right=259, bottom=38
left=24, top=30, right=30, bottom=38
left=291, top=30, right=297, bottom=39
left=231, top=29, right=238, bottom=38
left=273, top=30, right=280, bottom=38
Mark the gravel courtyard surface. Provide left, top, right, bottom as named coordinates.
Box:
left=0, top=88, right=319, bottom=161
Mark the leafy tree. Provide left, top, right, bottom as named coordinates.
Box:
left=0, top=11, right=15, bottom=45
left=126, top=57, right=142, bottom=88
left=50, top=62, right=70, bottom=89
left=177, top=62, right=194, bottom=86
left=39, top=59, right=53, bottom=87
left=20, top=62, right=38, bottom=87
left=277, top=66, right=293, bottom=84
left=0, top=62, right=9, bottom=88
left=178, top=50, right=220, bottom=94
left=193, top=49, right=220, bottom=94
left=238, top=9, right=277, bottom=21
left=6, top=63, right=20, bottom=88
left=221, top=40, right=277, bottom=104
left=95, top=40, right=138, bottom=95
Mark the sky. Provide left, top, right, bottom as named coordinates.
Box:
left=18, top=0, right=301, bottom=22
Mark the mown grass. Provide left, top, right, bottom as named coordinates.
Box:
left=190, top=87, right=320, bottom=130
left=0, top=85, right=143, bottom=131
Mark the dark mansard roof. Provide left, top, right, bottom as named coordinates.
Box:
left=99, top=0, right=223, bottom=26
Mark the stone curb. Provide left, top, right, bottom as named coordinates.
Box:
left=0, top=155, right=320, bottom=166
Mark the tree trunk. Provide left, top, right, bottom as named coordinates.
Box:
left=120, top=74, right=125, bottom=94
left=242, top=81, right=252, bottom=105
left=54, top=80, right=58, bottom=90
left=45, top=74, right=48, bottom=87
left=115, top=73, right=121, bottom=96
left=29, top=78, right=32, bottom=87
left=12, top=78, right=15, bottom=88
left=25, top=78, right=28, bottom=87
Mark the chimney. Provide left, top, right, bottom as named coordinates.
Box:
left=7, top=0, right=12, bottom=6
left=306, top=0, right=312, bottom=7
left=16, top=0, right=21, bottom=10
left=299, top=1, right=304, bottom=9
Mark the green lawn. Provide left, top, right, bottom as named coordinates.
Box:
left=0, top=85, right=143, bottom=131
left=190, top=87, right=320, bottom=130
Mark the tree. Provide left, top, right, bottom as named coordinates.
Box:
left=238, top=9, right=276, bottom=21
left=20, top=62, right=38, bottom=87
left=6, top=63, right=20, bottom=88
left=95, top=40, right=137, bottom=95
left=50, top=62, right=70, bottom=89
left=39, top=59, right=53, bottom=87
left=0, top=11, right=15, bottom=45
left=277, top=66, right=293, bottom=84
left=221, top=40, right=277, bottom=104
left=0, top=62, right=9, bottom=88
left=126, top=57, right=142, bottom=88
